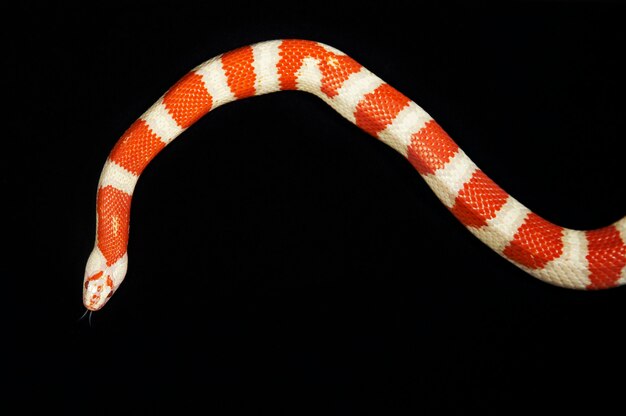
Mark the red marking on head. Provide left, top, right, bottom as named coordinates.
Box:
left=85, top=271, right=104, bottom=290
left=106, top=275, right=114, bottom=298
left=277, top=40, right=361, bottom=97
left=88, top=271, right=104, bottom=281
left=89, top=293, right=101, bottom=308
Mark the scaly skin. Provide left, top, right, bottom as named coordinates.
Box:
left=83, top=40, right=626, bottom=311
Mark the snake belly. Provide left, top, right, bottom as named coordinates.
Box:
left=82, top=40, right=626, bottom=311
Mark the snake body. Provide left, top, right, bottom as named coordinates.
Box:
left=83, top=40, right=626, bottom=311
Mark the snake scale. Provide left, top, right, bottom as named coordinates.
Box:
left=82, top=40, right=626, bottom=311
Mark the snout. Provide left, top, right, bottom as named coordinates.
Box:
left=83, top=280, right=114, bottom=311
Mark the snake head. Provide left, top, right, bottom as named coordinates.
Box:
left=83, top=247, right=128, bottom=311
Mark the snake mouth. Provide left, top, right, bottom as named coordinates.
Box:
left=85, top=302, right=102, bottom=312
left=84, top=293, right=105, bottom=311
left=84, top=292, right=114, bottom=311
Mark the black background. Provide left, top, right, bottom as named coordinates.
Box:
left=5, top=3, right=626, bottom=415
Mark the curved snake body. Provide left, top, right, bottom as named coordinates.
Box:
left=83, top=40, right=626, bottom=311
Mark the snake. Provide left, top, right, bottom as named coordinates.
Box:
left=82, top=40, right=626, bottom=311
